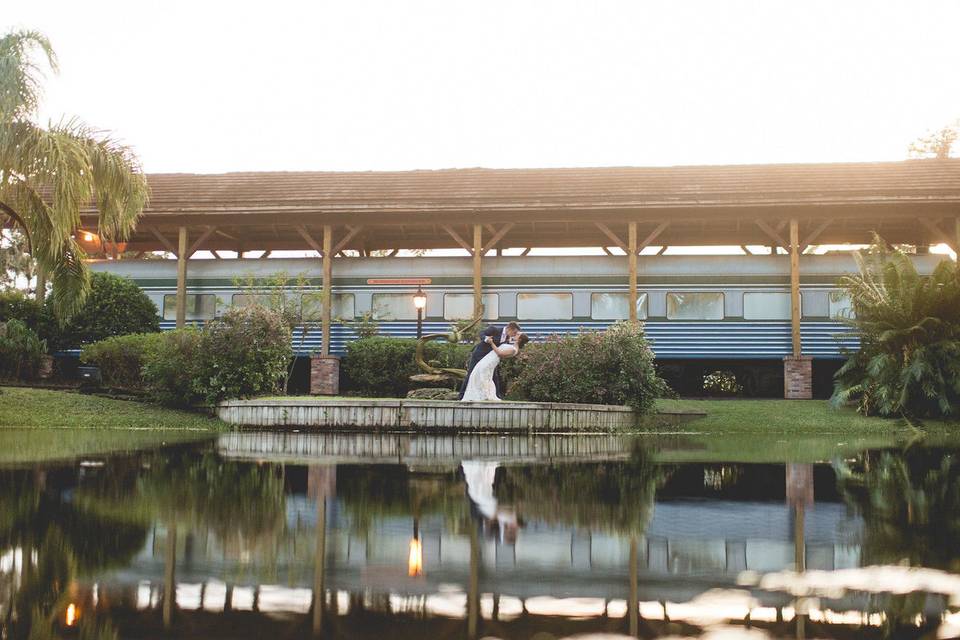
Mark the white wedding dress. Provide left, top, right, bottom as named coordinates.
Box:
left=461, top=344, right=517, bottom=402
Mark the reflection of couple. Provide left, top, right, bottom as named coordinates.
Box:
left=459, top=322, right=529, bottom=401
left=461, top=460, right=520, bottom=544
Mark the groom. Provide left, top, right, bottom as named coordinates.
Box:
left=459, top=321, right=521, bottom=400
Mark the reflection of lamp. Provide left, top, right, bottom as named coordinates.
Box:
left=408, top=519, right=423, bottom=577
left=413, top=286, right=427, bottom=339
left=65, top=603, right=78, bottom=626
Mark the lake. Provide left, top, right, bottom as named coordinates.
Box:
left=1, top=431, right=958, bottom=639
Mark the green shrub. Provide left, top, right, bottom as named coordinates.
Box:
left=831, top=240, right=960, bottom=418
left=195, top=305, right=292, bottom=403
left=0, top=290, right=42, bottom=328
left=142, top=328, right=205, bottom=407
left=81, top=333, right=164, bottom=391
left=505, top=322, right=671, bottom=414
left=51, top=272, right=159, bottom=349
left=342, top=336, right=472, bottom=397
left=0, top=319, right=44, bottom=379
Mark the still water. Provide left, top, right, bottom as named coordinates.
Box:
left=1, top=431, right=959, bottom=639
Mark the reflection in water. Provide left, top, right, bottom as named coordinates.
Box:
left=0, top=434, right=958, bottom=639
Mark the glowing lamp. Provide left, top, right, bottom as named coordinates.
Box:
left=82, top=232, right=95, bottom=242
left=408, top=537, right=423, bottom=577
left=413, top=287, right=427, bottom=310
left=65, top=603, right=78, bottom=627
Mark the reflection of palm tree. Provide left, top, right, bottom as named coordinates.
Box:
left=833, top=448, right=960, bottom=637
left=0, top=471, right=144, bottom=640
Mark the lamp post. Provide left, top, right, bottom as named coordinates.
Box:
left=413, top=287, right=427, bottom=338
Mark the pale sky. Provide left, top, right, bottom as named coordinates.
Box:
left=5, top=0, right=960, bottom=174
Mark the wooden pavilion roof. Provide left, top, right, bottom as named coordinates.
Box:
left=76, top=160, right=960, bottom=254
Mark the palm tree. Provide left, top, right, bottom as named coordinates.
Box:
left=0, top=30, right=148, bottom=317
left=831, top=236, right=960, bottom=417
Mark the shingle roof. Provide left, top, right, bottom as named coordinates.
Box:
left=136, top=159, right=960, bottom=215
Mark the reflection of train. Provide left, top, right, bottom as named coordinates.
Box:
left=89, top=253, right=941, bottom=396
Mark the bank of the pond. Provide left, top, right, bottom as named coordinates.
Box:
left=656, top=398, right=960, bottom=434
left=0, top=387, right=224, bottom=465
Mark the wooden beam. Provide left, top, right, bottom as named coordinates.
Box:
left=519, top=248, right=531, bottom=256
left=800, top=219, right=833, bottom=253
left=638, top=221, right=670, bottom=253
left=602, top=247, right=613, bottom=256
left=481, top=222, right=515, bottom=254
left=322, top=225, right=332, bottom=356
left=259, top=250, right=272, bottom=259
left=594, top=222, right=629, bottom=254
left=956, top=217, right=960, bottom=256
left=210, top=250, right=222, bottom=259
left=176, top=227, right=188, bottom=329
left=214, top=229, right=238, bottom=241
left=656, top=245, right=668, bottom=256
left=919, top=217, right=959, bottom=254
left=442, top=225, right=474, bottom=255
left=755, top=219, right=789, bottom=249
left=295, top=225, right=324, bottom=256
left=333, top=225, right=363, bottom=255
left=473, top=225, right=483, bottom=319
left=628, top=222, right=638, bottom=323
left=147, top=226, right=178, bottom=256
left=187, top=226, right=217, bottom=257
left=740, top=245, right=754, bottom=255
left=790, top=219, right=801, bottom=357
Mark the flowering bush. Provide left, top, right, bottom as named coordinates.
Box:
left=702, top=370, right=742, bottom=397
left=504, top=321, right=671, bottom=414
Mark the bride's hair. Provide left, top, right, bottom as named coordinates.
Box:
left=515, top=333, right=529, bottom=349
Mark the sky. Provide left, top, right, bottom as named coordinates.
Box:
left=5, top=0, right=960, bottom=174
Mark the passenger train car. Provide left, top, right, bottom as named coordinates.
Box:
left=89, top=253, right=941, bottom=396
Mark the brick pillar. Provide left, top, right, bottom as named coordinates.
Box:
left=310, top=355, right=340, bottom=395
left=783, top=355, right=812, bottom=399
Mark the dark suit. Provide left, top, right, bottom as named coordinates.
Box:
left=459, top=325, right=505, bottom=400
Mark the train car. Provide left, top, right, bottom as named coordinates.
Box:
left=88, top=253, right=941, bottom=396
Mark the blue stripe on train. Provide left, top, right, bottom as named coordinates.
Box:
left=150, top=320, right=859, bottom=359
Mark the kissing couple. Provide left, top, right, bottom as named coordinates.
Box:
left=459, top=321, right=529, bottom=402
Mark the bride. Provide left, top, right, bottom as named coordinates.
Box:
left=461, top=333, right=528, bottom=402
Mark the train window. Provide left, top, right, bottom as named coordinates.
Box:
left=666, top=292, right=724, bottom=320
left=231, top=293, right=273, bottom=308
left=301, top=293, right=356, bottom=320
left=162, top=294, right=216, bottom=321
left=743, top=292, right=796, bottom=320
left=829, top=291, right=855, bottom=319
left=590, top=292, right=647, bottom=320
left=517, top=293, right=573, bottom=320
left=444, top=293, right=499, bottom=320
left=371, top=292, right=422, bottom=320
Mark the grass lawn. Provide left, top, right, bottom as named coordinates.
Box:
left=0, top=386, right=223, bottom=465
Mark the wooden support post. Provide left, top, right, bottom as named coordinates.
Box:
left=789, top=219, right=801, bottom=356
left=163, top=522, right=177, bottom=630
left=628, top=222, right=638, bottom=322
left=312, top=495, right=326, bottom=636
left=629, top=536, right=639, bottom=637
left=956, top=217, right=960, bottom=257
left=176, top=227, right=188, bottom=328
left=322, top=225, right=332, bottom=356
left=473, top=224, right=483, bottom=319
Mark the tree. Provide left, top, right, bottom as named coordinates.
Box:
left=0, top=30, right=148, bottom=318
left=908, top=120, right=959, bottom=159
left=831, top=236, right=960, bottom=418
